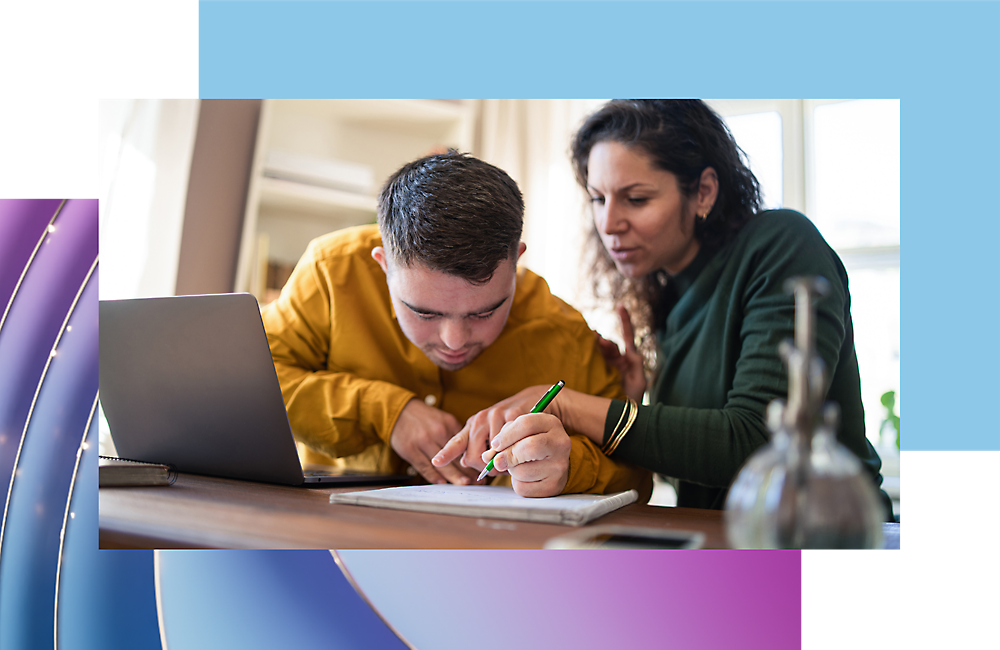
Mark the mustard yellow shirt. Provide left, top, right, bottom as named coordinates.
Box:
left=261, top=224, right=650, bottom=496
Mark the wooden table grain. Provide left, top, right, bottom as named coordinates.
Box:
left=99, top=473, right=729, bottom=549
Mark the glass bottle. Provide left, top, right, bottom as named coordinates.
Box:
left=724, top=277, right=884, bottom=549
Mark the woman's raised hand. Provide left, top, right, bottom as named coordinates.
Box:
left=595, top=304, right=646, bottom=402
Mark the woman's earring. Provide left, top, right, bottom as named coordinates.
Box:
left=697, top=212, right=707, bottom=221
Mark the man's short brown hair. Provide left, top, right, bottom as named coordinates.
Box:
left=377, top=151, right=524, bottom=284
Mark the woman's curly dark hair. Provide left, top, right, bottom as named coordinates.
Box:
left=571, top=100, right=762, bottom=373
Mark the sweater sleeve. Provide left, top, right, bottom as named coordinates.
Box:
left=261, top=242, right=416, bottom=460
left=603, top=215, right=850, bottom=488
left=559, top=319, right=653, bottom=498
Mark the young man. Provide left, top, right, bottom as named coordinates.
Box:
left=261, top=152, right=649, bottom=497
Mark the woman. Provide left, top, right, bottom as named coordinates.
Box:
left=435, top=99, right=890, bottom=515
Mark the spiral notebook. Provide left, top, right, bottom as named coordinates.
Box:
left=329, top=485, right=638, bottom=526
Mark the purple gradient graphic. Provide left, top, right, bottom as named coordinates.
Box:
left=0, top=199, right=98, bottom=513
left=0, top=199, right=63, bottom=313
left=338, top=550, right=800, bottom=649
left=0, top=200, right=100, bottom=647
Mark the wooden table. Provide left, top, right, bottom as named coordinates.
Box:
left=99, top=473, right=729, bottom=549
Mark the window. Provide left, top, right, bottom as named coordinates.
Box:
left=808, top=99, right=900, bottom=249
left=724, top=110, right=784, bottom=210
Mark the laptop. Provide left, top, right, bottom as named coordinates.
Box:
left=99, top=293, right=411, bottom=487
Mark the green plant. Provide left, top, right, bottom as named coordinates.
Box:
left=880, top=390, right=900, bottom=450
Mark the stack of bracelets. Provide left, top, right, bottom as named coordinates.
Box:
left=601, top=397, right=638, bottom=456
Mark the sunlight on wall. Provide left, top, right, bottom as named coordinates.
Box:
left=98, top=99, right=200, bottom=301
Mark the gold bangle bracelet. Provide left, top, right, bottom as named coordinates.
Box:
left=604, top=400, right=637, bottom=455
left=602, top=398, right=630, bottom=454
left=614, top=399, right=638, bottom=452
left=603, top=399, right=634, bottom=455
left=602, top=397, right=638, bottom=456
left=609, top=402, right=637, bottom=454
left=605, top=399, right=629, bottom=450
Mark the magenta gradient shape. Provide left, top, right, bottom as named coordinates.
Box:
left=338, top=549, right=801, bottom=649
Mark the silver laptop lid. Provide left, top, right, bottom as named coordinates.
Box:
left=99, top=293, right=307, bottom=486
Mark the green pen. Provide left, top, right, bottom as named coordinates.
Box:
left=477, top=380, right=565, bottom=482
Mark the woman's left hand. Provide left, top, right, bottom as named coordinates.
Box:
left=596, top=304, right=646, bottom=402
left=482, top=413, right=571, bottom=497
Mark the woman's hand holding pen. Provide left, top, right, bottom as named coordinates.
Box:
left=596, top=305, right=646, bottom=402
left=478, top=414, right=571, bottom=497
left=432, top=384, right=573, bottom=496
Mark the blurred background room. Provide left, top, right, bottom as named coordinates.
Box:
left=98, top=98, right=900, bottom=516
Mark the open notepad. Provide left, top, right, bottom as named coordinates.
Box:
left=329, top=485, right=637, bottom=526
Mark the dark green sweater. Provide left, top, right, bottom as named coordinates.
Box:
left=603, top=210, right=888, bottom=512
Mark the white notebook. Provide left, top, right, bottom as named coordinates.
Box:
left=329, top=484, right=637, bottom=526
